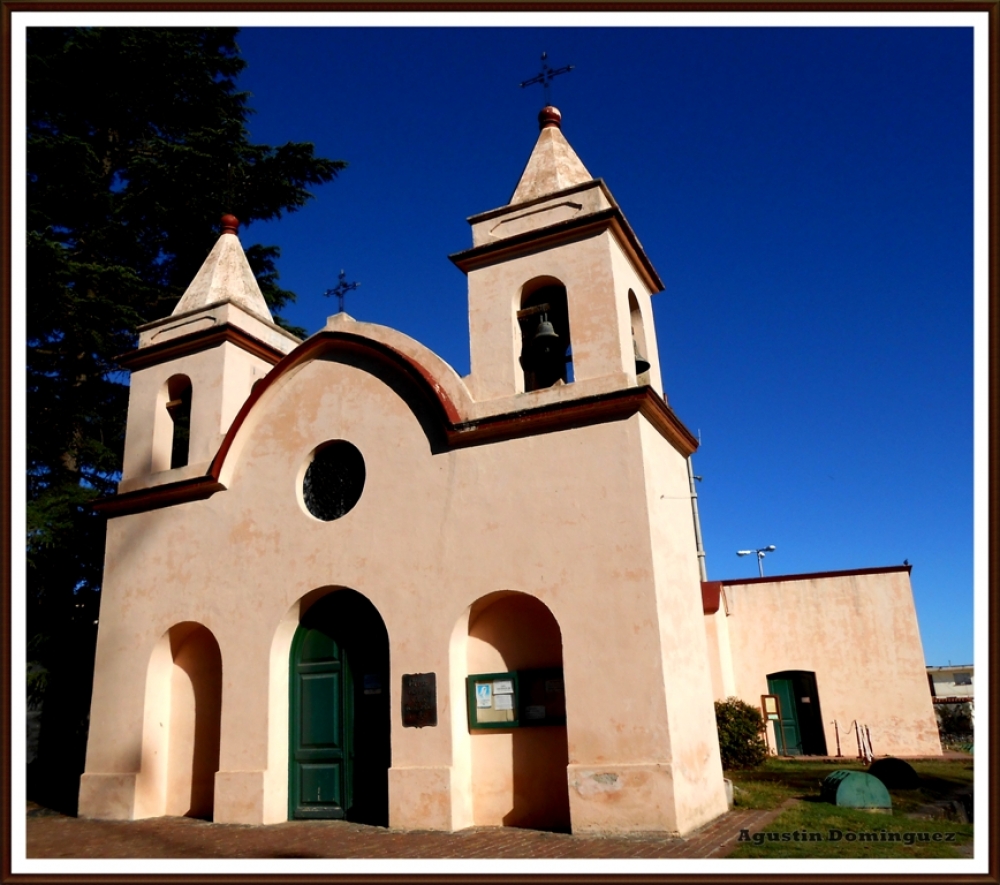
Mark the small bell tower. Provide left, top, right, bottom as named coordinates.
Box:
left=116, top=215, right=300, bottom=492
left=451, top=106, right=664, bottom=405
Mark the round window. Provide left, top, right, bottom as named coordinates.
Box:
left=301, top=441, right=366, bottom=521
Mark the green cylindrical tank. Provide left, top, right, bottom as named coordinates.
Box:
left=821, top=770, right=892, bottom=810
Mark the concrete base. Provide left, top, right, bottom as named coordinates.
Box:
left=78, top=772, right=137, bottom=820
left=388, top=765, right=455, bottom=831
left=567, top=762, right=728, bottom=836
left=215, top=770, right=268, bottom=825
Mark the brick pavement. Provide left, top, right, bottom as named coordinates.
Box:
left=25, top=800, right=796, bottom=860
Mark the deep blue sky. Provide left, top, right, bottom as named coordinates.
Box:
left=227, top=25, right=976, bottom=667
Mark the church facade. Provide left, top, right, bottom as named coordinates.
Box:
left=78, top=106, right=939, bottom=836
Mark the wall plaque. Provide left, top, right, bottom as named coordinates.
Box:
left=402, top=673, right=437, bottom=728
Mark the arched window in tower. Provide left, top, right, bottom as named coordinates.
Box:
left=165, top=374, right=192, bottom=469
left=517, top=280, right=573, bottom=392
left=628, top=290, right=651, bottom=383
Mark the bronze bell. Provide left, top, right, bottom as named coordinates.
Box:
left=532, top=315, right=561, bottom=357
left=633, top=338, right=651, bottom=375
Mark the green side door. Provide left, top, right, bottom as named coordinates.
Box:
left=767, top=676, right=803, bottom=755
left=289, top=624, right=354, bottom=819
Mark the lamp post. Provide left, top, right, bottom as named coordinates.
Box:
left=737, top=545, right=776, bottom=578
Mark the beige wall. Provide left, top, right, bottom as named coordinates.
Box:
left=716, top=570, right=942, bottom=757
left=82, top=349, right=726, bottom=835
left=120, top=342, right=273, bottom=486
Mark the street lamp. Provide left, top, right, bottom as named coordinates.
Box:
left=737, top=545, right=776, bottom=578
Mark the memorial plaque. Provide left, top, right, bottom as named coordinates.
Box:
left=401, top=673, right=437, bottom=728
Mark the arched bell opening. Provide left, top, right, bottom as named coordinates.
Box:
left=517, top=279, right=573, bottom=392
left=287, top=588, right=391, bottom=826
left=151, top=374, right=193, bottom=472
left=464, top=591, right=570, bottom=832
left=628, top=290, right=652, bottom=382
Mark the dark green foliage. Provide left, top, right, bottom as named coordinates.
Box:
left=714, top=697, right=769, bottom=770
left=26, top=27, right=344, bottom=810
left=935, top=702, right=973, bottom=739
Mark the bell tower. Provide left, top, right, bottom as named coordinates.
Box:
left=451, top=107, right=664, bottom=405
left=116, top=215, right=300, bottom=493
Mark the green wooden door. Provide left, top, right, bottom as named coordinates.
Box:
left=289, top=625, right=354, bottom=819
left=767, top=676, right=803, bottom=755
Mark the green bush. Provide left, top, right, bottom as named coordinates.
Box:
left=935, top=702, right=973, bottom=741
left=715, top=697, right=768, bottom=770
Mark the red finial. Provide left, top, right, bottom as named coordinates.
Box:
left=538, top=106, right=562, bottom=131
left=220, top=214, right=240, bottom=235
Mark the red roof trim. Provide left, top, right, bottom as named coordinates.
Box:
left=701, top=581, right=723, bottom=615
left=717, top=564, right=913, bottom=587
left=93, top=477, right=226, bottom=518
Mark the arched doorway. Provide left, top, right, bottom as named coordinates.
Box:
left=767, top=670, right=828, bottom=756
left=288, top=589, right=390, bottom=825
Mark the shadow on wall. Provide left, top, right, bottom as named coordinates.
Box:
left=468, top=592, right=570, bottom=833
left=504, top=728, right=571, bottom=832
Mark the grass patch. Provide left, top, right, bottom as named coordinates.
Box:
left=724, top=757, right=973, bottom=858
left=728, top=758, right=973, bottom=811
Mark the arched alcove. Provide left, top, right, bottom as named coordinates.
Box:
left=464, top=591, right=570, bottom=832
left=136, top=622, right=222, bottom=819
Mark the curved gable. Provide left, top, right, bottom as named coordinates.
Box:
left=211, top=328, right=468, bottom=486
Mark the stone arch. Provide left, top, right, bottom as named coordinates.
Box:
left=455, top=590, right=570, bottom=832
left=517, top=277, right=573, bottom=391
left=135, top=622, right=222, bottom=819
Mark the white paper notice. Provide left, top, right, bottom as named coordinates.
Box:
left=494, top=693, right=514, bottom=710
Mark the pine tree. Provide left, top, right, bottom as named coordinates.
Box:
left=25, top=27, right=344, bottom=810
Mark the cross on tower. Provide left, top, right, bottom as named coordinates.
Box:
left=519, top=51, right=574, bottom=106
left=324, top=269, right=360, bottom=314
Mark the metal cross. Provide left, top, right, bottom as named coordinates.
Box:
left=519, top=51, right=574, bottom=106
left=324, top=269, right=360, bottom=314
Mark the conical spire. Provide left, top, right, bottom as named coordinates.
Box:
left=171, top=215, right=274, bottom=322
left=508, top=107, right=593, bottom=205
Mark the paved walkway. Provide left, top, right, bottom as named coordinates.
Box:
left=26, top=801, right=794, bottom=860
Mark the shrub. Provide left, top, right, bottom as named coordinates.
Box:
left=935, top=702, right=973, bottom=742
left=715, top=697, right=769, bottom=770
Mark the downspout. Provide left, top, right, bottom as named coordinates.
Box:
left=687, top=456, right=708, bottom=583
